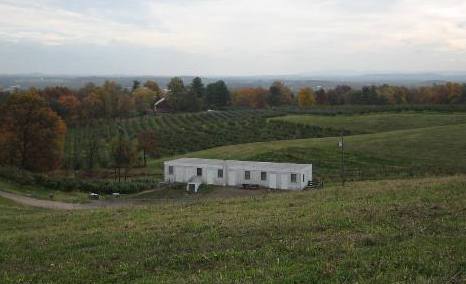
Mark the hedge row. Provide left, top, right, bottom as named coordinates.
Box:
left=0, top=167, right=158, bottom=194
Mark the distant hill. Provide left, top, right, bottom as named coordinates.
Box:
left=1, top=72, right=465, bottom=91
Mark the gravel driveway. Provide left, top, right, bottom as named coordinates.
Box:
left=0, top=191, right=134, bottom=210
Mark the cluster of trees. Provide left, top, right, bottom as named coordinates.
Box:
left=166, top=77, right=230, bottom=112
left=38, top=80, right=163, bottom=124
left=232, top=82, right=466, bottom=108
left=0, top=77, right=232, bottom=125
left=231, top=81, right=294, bottom=108
left=0, top=91, right=66, bottom=172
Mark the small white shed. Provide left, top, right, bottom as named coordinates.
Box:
left=164, top=158, right=312, bottom=191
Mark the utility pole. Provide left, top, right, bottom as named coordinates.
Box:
left=339, top=132, right=345, bottom=186
left=117, top=122, right=124, bottom=183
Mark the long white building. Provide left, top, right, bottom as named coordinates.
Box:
left=164, top=158, right=312, bottom=191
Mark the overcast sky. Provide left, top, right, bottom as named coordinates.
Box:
left=0, top=0, right=465, bottom=76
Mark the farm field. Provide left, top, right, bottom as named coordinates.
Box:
left=0, top=175, right=465, bottom=282
left=64, top=109, right=341, bottom=169
left=149, top=122, right=466, bottom=181
left=269, top=112, right=466, bottom=133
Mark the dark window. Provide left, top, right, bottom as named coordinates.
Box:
left=303, top=175, right=305, bottom=182
left=261, top=172, right=267, bottom=181
left=169, top=166, right=174, bottom=175
left=218, top=169, right=223, bottom=178
left=291, top=173, right=297, bottom=183
left=245, top=171, right=251, bottom=180
left=197, top=168, right=202, bottom=176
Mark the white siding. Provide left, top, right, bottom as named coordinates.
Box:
left=164, top=159, right=312, bottom=191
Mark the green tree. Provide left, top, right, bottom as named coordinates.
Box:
left=189, top=77, right=205, bottom=111
left=132, top=80, right=141, bottom=92
left=267, top=81, right=293, bottom=106
left=205, top=80, right=230, bottom=108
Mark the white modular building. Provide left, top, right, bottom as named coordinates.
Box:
left=164, top=158, right=312, bottom=190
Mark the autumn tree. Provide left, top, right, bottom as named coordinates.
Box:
left=144, top=80, right=162, bottom=94
left=232, top=87, right=267, bottom=108
left=297, top=87, right=315, bottom=108
left=137, top=130, right=158, bottom=166
left=57, top=94, right=81, bottom=123
left=0, top=90, right=66, bottom=172
left=132, top=87, right=157, bottom=114
left=111, top=132, right=139, bottom=182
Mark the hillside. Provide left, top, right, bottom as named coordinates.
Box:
left=269, top=112, right=466, bottom=133
left=64, top=109, right=341, bottom=168
left=0, top=175, right=464, bottom=282
left=150, top=123, right=466, bottom=180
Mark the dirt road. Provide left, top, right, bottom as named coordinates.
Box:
left=0, top=191, right=132, bottom=210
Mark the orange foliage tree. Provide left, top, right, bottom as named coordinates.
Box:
left=0, top=90, right=67, bottom=172
left=232, top=87, right=268, bottom=108
left=297, top=87, right=316, bottom=108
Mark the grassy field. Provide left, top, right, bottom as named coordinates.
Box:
left=0, top=175, right=465, bottom=282
left=269, top=112, right=466, bottom=133
left=149, top=123, right=466, bottom=181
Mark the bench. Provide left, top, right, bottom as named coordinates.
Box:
left=88, top=193, right=100, bottom=200
left=242, top=184, right=260, bottom=190
left=306, top=180, right=324, bottom=190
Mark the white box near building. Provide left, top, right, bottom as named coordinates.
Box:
left=164, top=158, right=312, bottom=191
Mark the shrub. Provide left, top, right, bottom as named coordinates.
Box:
left=0, top=167, right=158, bottom=194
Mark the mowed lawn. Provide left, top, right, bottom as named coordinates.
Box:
left=150, top=123, right=466, bottom=179
left=0, top=175, right=465, bottom=283
left=269, top=112, right=466, bottom=134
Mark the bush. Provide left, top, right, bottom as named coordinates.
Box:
left=0, top=167, right=158, bottom=194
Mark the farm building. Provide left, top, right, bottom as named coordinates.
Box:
left=164, top=158, right=312, bottom=191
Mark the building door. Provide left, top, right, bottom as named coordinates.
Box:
left=228, top=171, right=236, bottom=186
left=269, top=174, right=277, bottom=189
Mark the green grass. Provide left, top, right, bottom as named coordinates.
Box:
left=0, top=175, right=465, bottom=282
left=149, top=123, right=466, bottom=181
left=269, top=112, right=466, bottom=134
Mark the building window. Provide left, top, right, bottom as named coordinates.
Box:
left=197, top=168, right=202, bottom=176
left=291, top=173, right=297, bottom=183
left=245, top=171, right=251, bottom=180
left=218, top=169, right=223, bottom=178
left=303, top=175, right=305, bottom=182
left=261, top=172, right=267, bottom=181
left=169, top=166, right=174, bottom=175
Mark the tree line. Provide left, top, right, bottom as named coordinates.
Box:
left=233, top=82, right=466, bottom=109
left=0, top=77, right=465, bottom=173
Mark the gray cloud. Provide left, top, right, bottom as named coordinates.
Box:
left=0, top=0, right=465, bottom=75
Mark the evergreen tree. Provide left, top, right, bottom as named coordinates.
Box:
left=205, top=80, right=230, bottom=108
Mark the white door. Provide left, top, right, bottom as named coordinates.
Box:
left=269, top=174, right=277, bottom=189
left=228, top=171, right=236, bottom=186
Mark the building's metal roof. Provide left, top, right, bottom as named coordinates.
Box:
left=165, top=158, right=311, bottom=172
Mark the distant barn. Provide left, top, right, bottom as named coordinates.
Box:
left=164, top=158, right=312, bottom=191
